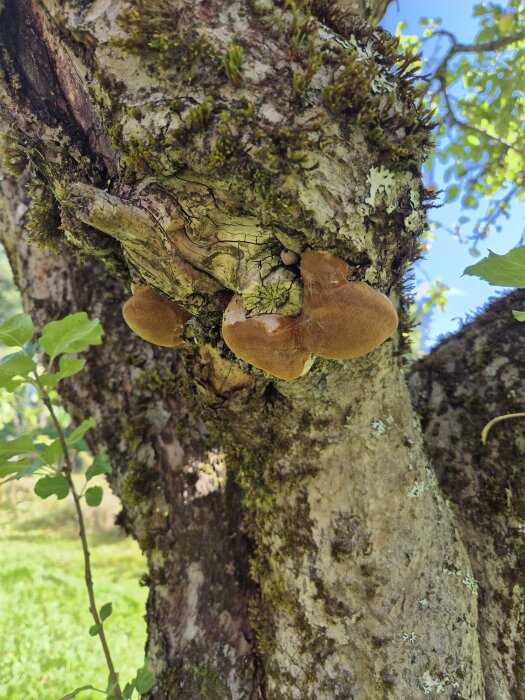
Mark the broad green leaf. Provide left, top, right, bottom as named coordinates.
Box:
left=38, top=313, right=103, bottom=360
left=135, top=663, right=155, bottom=694
left=0, top=314, right=34, bottom=347
left=59, top=686, right=105, bottom=700
left=0, top=353, right=36, bottom=390
left=89, top=623, right=101, bottom=637
left=67, top=417, right=96, bottom=444
left=41, top=439, right=64, bottom=466
left=0, top=434, right=34, bottom=459
left=100, top=602, right=113, bottom=622
left=86, top=454, right=112, bottom=481
left=34, top=474, right=70, bottom=500
left=512, top=310, right=525, bottom=321
left=85, top=485, right=103, bottom=507
left=463, top=246, right=525, bottom=287
left=39, top=356, right=86, bottom=388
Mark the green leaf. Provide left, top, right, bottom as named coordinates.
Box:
left=123, top=683, right=136, bottom=699
left=38, top=313, right=103, bottom=361
left=0, top=314, right=34, bottom=347
left=135, top=663, right=155, bottom=694
left=86, top=454, right=112, bottom=481
left=85, top=485, right=103, bottom=507
left=0, top=458, right=33, bottom=479
left=59, top=686, right=106, bottom=700
left=9, top=462, right=45, bottom=481
left=445, top=185, right=459, bottom=202
left=34, top=474, right=70, bottom=500
left=462, top=194, right=478, bottom=208
left=463, top=246, right=525, bottom=287
left=512, top=310, right=525, bottom=321
left=100, top=602, right=113, bottom=622
left=39, top=356, right=86, bottom=388
left=0, top=353, right=36, bottom=390
left=0, top=434, right=34, bottom=459
left=41, top=439, right=64, bottom=466
left=89, top=624, right=102, bottom=636
left=67, top=418, right=96, bottom=444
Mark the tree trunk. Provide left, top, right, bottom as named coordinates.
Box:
left=409, top=290, right=525, bottom=700
left=0, top=1, right=497, bottom=698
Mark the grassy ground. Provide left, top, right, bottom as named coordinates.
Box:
left=0, top=479, right=148, bottom=700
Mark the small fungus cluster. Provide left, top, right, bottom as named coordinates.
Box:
left=122, top=251, right=398, bottom=381
left=222, top=250, right=398, bottom=380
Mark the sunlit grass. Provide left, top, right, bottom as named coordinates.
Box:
left=0, top=481, right=147, bottom=700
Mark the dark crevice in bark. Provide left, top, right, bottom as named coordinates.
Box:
left=1, top=0, right=74, bottom=128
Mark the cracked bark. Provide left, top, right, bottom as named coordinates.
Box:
left=0, top=1, right=499, bottom=698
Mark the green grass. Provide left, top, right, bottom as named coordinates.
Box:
left=0, top=481, right=148, bottom=700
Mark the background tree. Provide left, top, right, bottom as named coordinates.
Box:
left=0, top=1, right=524, bottom=698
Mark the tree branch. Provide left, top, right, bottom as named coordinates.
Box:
left=432, top=28, right=525, bottom=158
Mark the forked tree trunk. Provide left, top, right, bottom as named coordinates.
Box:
left=0, top=1, right=517, bottom=698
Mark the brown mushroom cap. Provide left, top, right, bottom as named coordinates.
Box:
left=222, top=294, right=313, bottom=381
left=122, top=286, right=192, bottom=348
left=300, top=250, right=398, bottom=360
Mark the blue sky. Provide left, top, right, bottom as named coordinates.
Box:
left=382, top=2, right=525, bottom=349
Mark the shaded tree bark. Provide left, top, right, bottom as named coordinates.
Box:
left=0, top=1, right=509, bottom=699
left=409, top=290, right=525, bottom=700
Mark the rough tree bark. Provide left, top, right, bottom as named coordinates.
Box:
left=409, top=290, right=525, bottom=700
left=0, top=1, right=517, bottom=699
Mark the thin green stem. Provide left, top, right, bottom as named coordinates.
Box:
left=34, top=373, right=123, bottom=699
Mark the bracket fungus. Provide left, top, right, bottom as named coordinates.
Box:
left=122, top=286, right=192, bottom=348
left=300, top=250, right=398, bottom=360
left=221, top=294, right=313, bottom=381
left=221, top=250, right=398, bottom=380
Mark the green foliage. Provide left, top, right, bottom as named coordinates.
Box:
left=463, top=244, right=525, bottom=324
left=86, top=485, right=104, bottom=507
left=0, top=312, right=154, bottom=698
left=399, top=2, right=525, bottom=249
left=463, top=244, right=525, bottom=286
left=0, top=313, right=34, bottom=346
left=39, top=312, right=104, bottom=364
left=0, top=353, right=36, bottom=390
left=87, top=455, right=112, bottom=481
left=35, top=474, right=70, bottom=500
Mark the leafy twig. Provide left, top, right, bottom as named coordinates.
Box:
left=36, top=375, right=123, bottom=699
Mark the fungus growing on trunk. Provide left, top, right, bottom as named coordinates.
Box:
left=300, top=250, right=398, bottom=360
left=221, top=251, right=398, bottom=380
left=122, top=286, right=192, bottom=348
left=221, top=294, right=313, bottom=381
